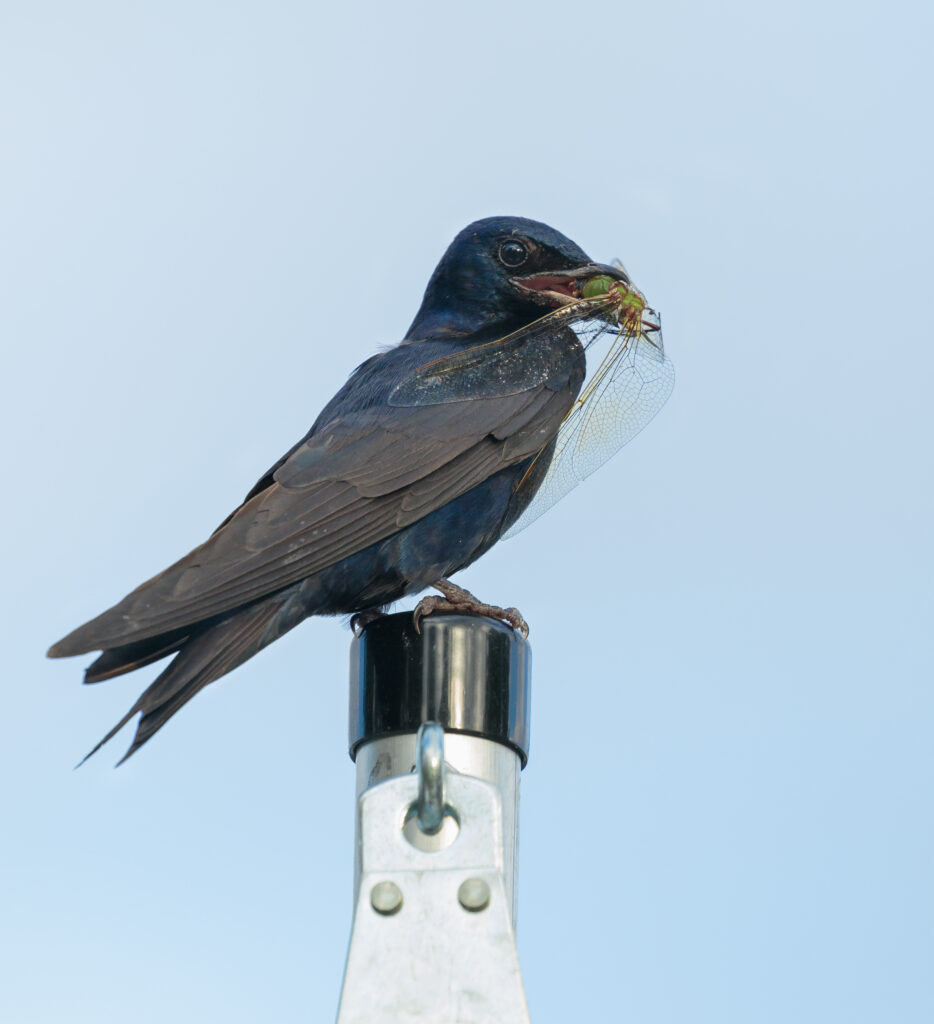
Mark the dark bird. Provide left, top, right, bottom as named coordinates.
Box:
left=49, top=216, right=634, bottom=762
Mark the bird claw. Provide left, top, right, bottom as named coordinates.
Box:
left=350, top=608, right=387, bottom=637
left=412, top=596, right=445, bottom=635
left=413, top=580, right=530, bottom=638
left=500, top=607, right=530, bottom=639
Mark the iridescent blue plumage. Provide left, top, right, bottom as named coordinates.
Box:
left=48, top=216, right=634, bottom=761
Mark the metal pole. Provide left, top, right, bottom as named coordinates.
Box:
left=337, top=611, right=532, bottom=1022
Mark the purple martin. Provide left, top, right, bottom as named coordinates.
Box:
left=48, top=216, right=631, bottom=762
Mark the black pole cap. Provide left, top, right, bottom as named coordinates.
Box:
left=349, top=611, right=532, bottom=766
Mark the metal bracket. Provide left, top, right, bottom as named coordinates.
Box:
left=337, top=725, right=531, bottom=1023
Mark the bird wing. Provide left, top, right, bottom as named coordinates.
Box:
left=50, top=328, right=583, bottom=655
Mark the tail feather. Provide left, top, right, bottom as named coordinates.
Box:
left=81, top=589, right=302, bottom=765
left=82, top=630, right=191, bottom=684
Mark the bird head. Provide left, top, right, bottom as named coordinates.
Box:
left=405, top=216, right=631, bottom=342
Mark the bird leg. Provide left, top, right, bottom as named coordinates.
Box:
left=349, top=608, right=388, bottom=637
left=413, top=579, right=530, bottom=638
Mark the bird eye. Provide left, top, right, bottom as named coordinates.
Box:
left=498, top=239, right=529, bottom=268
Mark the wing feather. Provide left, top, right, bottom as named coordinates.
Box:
left=50, top=326, right=584, bottom=656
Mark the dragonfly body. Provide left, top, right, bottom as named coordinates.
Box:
left=48, top=216, right=669, bottom=761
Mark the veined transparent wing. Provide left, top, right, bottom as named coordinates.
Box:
left=502, top=294, right=674, bottom=539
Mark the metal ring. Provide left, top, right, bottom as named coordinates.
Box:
left=416, top=722, right=445, bottom=835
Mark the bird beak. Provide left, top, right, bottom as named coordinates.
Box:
left=510, top=261, right=632, bottom=308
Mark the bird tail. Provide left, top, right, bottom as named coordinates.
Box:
left=81, top=630, right=192, bottom=684
left=80, top=588, right=303, bottom=766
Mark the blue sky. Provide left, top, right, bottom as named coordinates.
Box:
left=2, top=1, right=932, bottom=1021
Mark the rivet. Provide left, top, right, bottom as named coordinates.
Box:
left=370, top=881, right=403, bottom=915
left=457, top=877, right=491, bottom=912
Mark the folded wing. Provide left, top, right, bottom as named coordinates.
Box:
left=50, top=326, right=584, bottom=656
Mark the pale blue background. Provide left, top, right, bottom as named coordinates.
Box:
left=2, top=2, right=931, bottom=1021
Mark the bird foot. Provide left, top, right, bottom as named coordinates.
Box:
left=413, top=580, right=529, bottom=638
left=350, top=608, right=388, bottom=637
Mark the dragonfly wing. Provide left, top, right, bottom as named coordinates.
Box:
left=502, top=320, right=674, bottom=539
left=388, top=298, right=618, bottom=406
